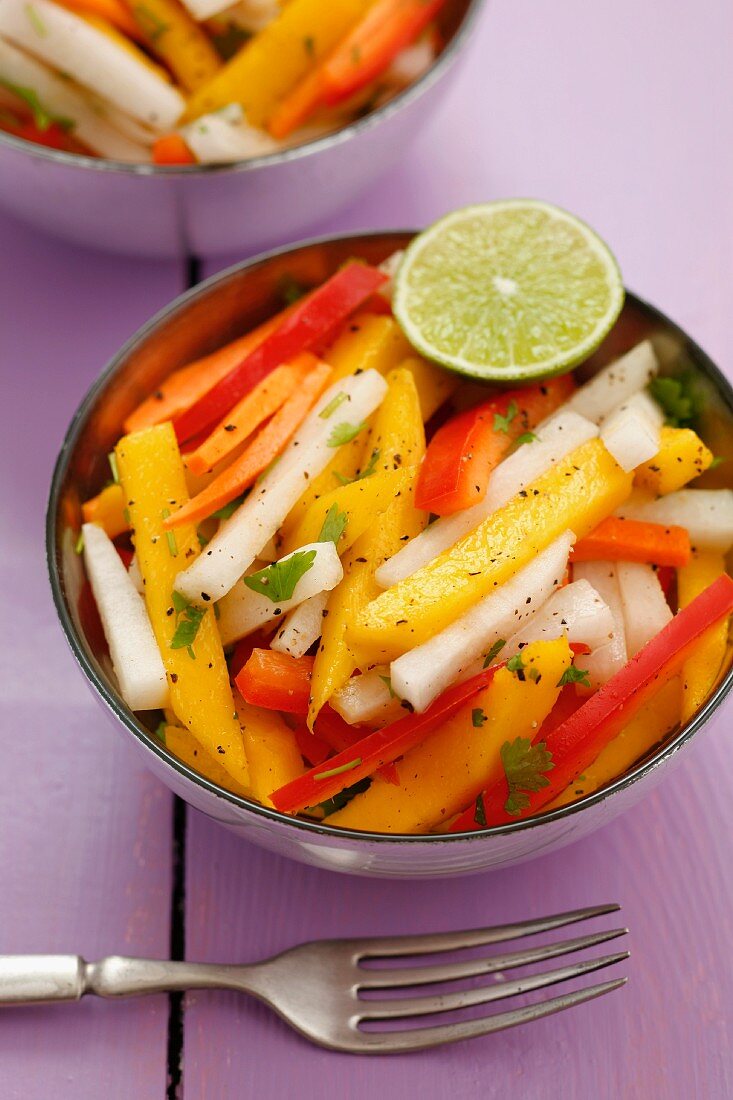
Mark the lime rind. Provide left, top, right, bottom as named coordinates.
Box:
left=393, top=200, right=625, bottom=383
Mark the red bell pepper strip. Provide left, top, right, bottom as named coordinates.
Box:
left=235, top=649, right=313, bottom=714
left=459, top=574, right=733, bottom=829
left=294, top=725, right=331, bottom=767
left=415, top=375, right=575, bottom=515
left=270, top=664, right=501, bottom=814
left=228, top=631, right=274, bottom=680
left=656, top=565, right=677, bottom=607
left=315, top=706, right=399, bottom=785
left=573, top=517, right=691, bottom=568
left=172, top=263, right=387, bottom=443
left=1, top=114, right=78, bottom=151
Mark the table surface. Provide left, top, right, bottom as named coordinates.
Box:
left=1, top=0, right=732, bottom=1096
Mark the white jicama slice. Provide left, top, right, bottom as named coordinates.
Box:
left=0, top=0, right=184, bottom=129
left=616, top=561, right=672, bottom=657
left=600, top=390, right=663, bottom=472
left=567, top=340, right=658, bottom=423
left=502, top=580, right=615, bottom=660
left=217, top=542, right=342, bottom=646
left=619, top=489, right=733, bottom=552
left=572, top=561, right=628, bottom=688
left=0, top=38, right=149, bottom=160
left=175, top=369, right=387, bottom=604
left=82, top=524, right=168, bottom=711
left=270, top=591, right=328, bottom=659
left=128, top=553, right=144, bottom=594
left=376, top=410, right=597, bottom=588
left=386, top=41, right=436, bottom=86
left=390, top=532, right=574, bottom=713
left=330, top=668, right=404, bottom=727
left=181, top=104, right=280, bottom=164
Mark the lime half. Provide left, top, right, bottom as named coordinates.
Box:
left=393, top=200, right=624, bottom=382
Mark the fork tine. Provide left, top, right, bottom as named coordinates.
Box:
left=354, top=903, right=620, bottom=959
left=358, top=978, right=627, bottom=1052
left=358, top=927, right=627, bottom=988
left=361, top=950, right=629, bottom=1020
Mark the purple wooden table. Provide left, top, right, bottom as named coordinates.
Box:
left=1, top=0, right=732, bottom=1095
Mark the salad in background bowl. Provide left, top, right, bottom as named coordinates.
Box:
left=0, top=0, right=484, bottom=255
left=48, top=204, right=733, bottom=877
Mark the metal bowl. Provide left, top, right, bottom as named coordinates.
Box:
left=47, top=229, right=733, bottom=878
left=0, top=0, right=483, bottom=258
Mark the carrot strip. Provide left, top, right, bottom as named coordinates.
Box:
left=186, top=356, right=315, bottom=476
left=164, top=361, right=332, bottom=529
left=123, top=305, right=295, bottom=435
left=153, top=134, right=196, bottom=165
left=573, top=517, right=691, bottom=568
left=268, top=68, right=326, bottom=140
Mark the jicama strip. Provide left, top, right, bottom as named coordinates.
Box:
left=270, top=591, right=328, bottom=659
left=330, top=667, right=404, bottom=727
left=180, top=102, right=279, bottom=162
left=0, top=0, right=185, bottom=129
left=353, top=439, right=632, bottom=664
left=619, top=489, right=733, bottom=552
left=386, top=38, right=436, bottom=86
left=390, top=533, right=574, bottom=713
left=573, top=516, right=691, bottom=567
left=217, top=542, right=343, bottom=645
left=678, top=550, right=729, bottom=723
left=567, top=340, right=658, bottom=423
left=174, top=369, right=387, bottom=604
left=616, top=561, right=672, bottom=656
left=502, top=580, right=615, bottom=662
left=0, top=38, right=150, bottom=160
left=376, top=409, right=598, bottom=588
left=328, top=639, right=571, bottom=833
left=82, top=523, right=168, bottom=711
left=635, top=426, right=713, bottom=496
left=599, top=390, right=662, bottom=471
left=128, top=554, right=144, bottom=594
left=572, top=561, right=627, bottom=688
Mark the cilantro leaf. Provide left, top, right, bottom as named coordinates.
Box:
left=333, top=448, right=381, bottom=486
left=161, top=509, right=177, bottom=557
left=277, top=274, right=307, bottom=305
left=212, top=493, right=246, bottom=520
left=483, top=638, right=506, bottom=668
left=472, top=708, right=487, bottom=727
left=108, top=450, right=120, bottom=484
left=506, top=652, right=526, bottom=675
left=243, top=549, right=317, bottom=603
left=515, top=431, right=538, bottom=446
left=319, top=391, right=349, bottom=419
left=0, top=78, right=73, bottom=131
left=557, top=664, right=591, bottom=688
left=493, top=400, right=518, bottom=434
left=709, top=456, right=727, bottom=470
left=318, top=503, right=348, bottom=546
left=500, top=737, right=554, bottom=817
left=134, top=3, right=170, bottom=41
left=474, top=793, right=487, bottom=827
left=649, top=374, right=701, bottom=428
left=328, top=420, right=366, bottom=447
left=170, top=592, right=206, bottom=658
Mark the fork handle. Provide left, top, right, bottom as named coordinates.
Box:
left=0, top=955, right=259, bottom=1005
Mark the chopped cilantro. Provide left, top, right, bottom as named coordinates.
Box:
left=515, top=431, right=538, bottom=446
left=170, top=592, right=206, bottom=658
left=134, top=3, right=169, bottom=40
left=154, top=720, right=167, bottom=742
left=243, top=549, right=317, bottom=603
left=557, top=664, right=591, bottom=688
left=709, top=456, right=727, bottom=470
left=483, top=638, right=506, bottom=668
left=318, top=503, right=348, bottom=546
left=161, top=509, right=177, bottom=557
left=74, top=530, right=84, bottom=555
left=333, top=448, right=380, bottom=485
left=500, top=737, right=554, bottom=817
left=25, top=4, right=47, bottom=37
left=108, top=451, right=120, bottom=484
left=315, top=757, right=362, bottom=781
left=277, top=274, right=307, bottom=305
left=197, top=530, right=209, bottom=548
left=303, top=34, right=315, bottom=57
left=327, top=420, right=366, bottom=447
left=649, top=374, right=701, bottom=428
left=319, top=391, right=349, bottom=419
left=474, top=793, right=487, bottom=827
left=506, top=652, right=526, bottom=675
left=472, top=708, right=487, bottom=727
left=212, top=494, right=245, bottom=520
left=0, top=80, right=72, bottom=131
left=493, top=400, right=518, bottom=434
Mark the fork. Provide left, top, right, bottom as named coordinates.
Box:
left=0, top=904, right=628, bottom=1053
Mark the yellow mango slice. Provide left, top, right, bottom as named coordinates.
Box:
left=236, top=698, right=305, bottom=806
left=184, top=0, right=372, bottom=125
left=280, top=467, right=412, bottom=558
left=116, top=424, right=250, bottom=789
left=397, top=355, right=459, bottom=422
left=308, top=368, right=427, bottom=725
left=82, top=482, right=128, bottom=539
left=634, top=426, right=713, bottom=495
left=546, top=677, right=681, bottom=809
left=329, top=638, right=571, bottom=833
left=350, top=439, right=633, bottom=664
left=165, top=724, right=249, bottom=797
left=678, top=550, right=729, bottom=722
left=130, top=0, right=222, bottom=92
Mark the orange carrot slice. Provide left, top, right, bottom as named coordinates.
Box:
left=152, top=134, right=196, bottom=165
left=573, top=517, right=692, bottom=568
left=164, top=361, right=332, bottom=529
left=186, top=354, right=316, bottom=476
left=123, top=304, right=295, bottom=435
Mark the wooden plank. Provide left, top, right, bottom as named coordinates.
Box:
left=184, top=0, right=733, bottom=1095
left=0, top=213, right=183, bottom=1099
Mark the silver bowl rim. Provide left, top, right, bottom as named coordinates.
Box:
left=0, top=0, right=485, bottom=177
left=46, top=226, right=733, bottom=846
